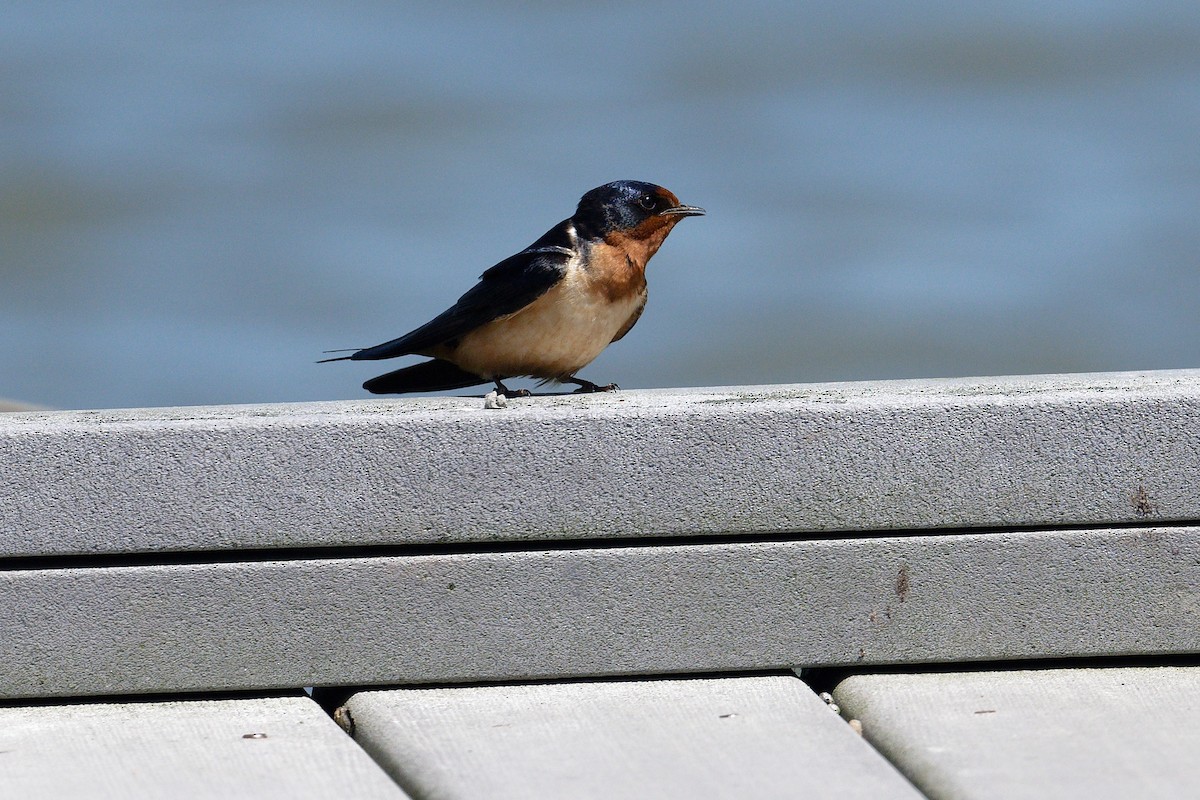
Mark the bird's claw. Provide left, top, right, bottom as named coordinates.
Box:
left=494, top=382, right=532, bottom=398
left=573, top=382, right=619, bottom=394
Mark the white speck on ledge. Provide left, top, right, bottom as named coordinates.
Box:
left=483, top=391, right=508, bottom=410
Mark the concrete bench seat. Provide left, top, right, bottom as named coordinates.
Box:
left=3, top=369, right=1198, bottom=797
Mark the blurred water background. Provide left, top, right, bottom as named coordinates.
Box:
left=4, top=1, right=1199, bottom=409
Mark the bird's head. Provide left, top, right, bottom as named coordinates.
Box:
left=572, top=181, right=705, bottom=244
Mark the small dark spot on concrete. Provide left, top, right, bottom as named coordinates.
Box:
left=447, top=582, right=456, bottom=590
left=974, top=709, right=997, bottom=715
left=1132, top=485, right=1155, bottom=517
left=242, top=732, right=268, bottom=739
left=895, top=564, right=910, bottom=602
left=719, top=713, right=737, bottom=719
left=857, top=648, right=866, bottom=662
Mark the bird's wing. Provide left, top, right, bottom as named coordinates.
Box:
left=348, top=240, right=572, bottom=361
left=362, top=358, right=487, bottom=394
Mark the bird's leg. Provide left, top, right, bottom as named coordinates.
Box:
left=564, top=376, right=619, bottom=393
left=494, top=378, right=531, bottom=398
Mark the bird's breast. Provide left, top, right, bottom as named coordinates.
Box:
left=444, top=256, right=646, bottom=380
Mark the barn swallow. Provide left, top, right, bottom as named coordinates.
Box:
left=321, top=180, right=704, bottom=396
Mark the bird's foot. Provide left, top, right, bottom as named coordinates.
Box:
left=494, top=381, right=531, bottom=398
left=569, top=379, right=619, bottom=394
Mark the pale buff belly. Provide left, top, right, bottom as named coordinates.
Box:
left=438, top=273, right=646, bottom=380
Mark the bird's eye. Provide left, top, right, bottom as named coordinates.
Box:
left=638, top=195, right=657, bottom=210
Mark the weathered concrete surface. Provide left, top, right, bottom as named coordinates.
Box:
left=2, top=370, right=1199, bottom=557
left=346, top=675, right=921, bottom=800
left=0, top=695, right=406, bottom=799
left=3, top=526, right=1197, bottom=698
left=834, top=666, right=1200, bottom=800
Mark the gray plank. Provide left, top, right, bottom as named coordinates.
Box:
left=346, top=675, right=922, bottom=800
left=3, top=370, right=1200, bottom=557
left=3, top=526, right=1198, bottom=698
left=0, top=695, right=407, bottom=799
left=833, top=666, right=1200, bottom=800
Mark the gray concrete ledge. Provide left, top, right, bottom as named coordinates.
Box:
left=0, top=695, right=406, bottom=799
left=833, top=666, right=1200, bottom=800
left=3, top=369, right=1200, bottom=557
left=346, top=675, right=921, bottom=800
left=4, top=526, right=1198, bottom=698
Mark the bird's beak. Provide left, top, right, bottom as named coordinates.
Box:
left=660, top=204, right=706, bottom=217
